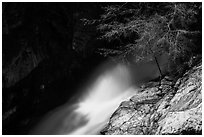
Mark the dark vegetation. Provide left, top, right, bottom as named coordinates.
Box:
left=84, top=2, right=202, bottom=79
left=2, top=2, right=202, bottom=134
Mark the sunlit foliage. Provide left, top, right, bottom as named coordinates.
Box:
left=84, top=2, right=201, bottom=77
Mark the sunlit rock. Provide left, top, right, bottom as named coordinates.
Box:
left=101, top=63, right=202, bottom=135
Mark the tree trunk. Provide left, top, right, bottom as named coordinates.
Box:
left=153, top=55, right=163, bottom=78
left=149, top=47, right=163, bottom=79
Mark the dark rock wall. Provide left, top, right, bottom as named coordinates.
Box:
left=2, top=3, right=105, bottom=135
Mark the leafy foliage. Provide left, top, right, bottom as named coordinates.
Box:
left=85, top=2, right=202, bottom=76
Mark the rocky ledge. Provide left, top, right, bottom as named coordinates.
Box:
left=101, top=63, right=202, bottom=135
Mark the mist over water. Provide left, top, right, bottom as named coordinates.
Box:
left=31, top=63, right=137, bottom=135
left=30, top=53, right=170, bottom=135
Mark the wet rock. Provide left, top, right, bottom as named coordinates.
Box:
left=161, top=78, right=173, bottom=86
left=101, top=63, right=202, bottom=135
left=142, top=82, right=160, bottom=89
left=130, top=87, right=160, bottom=104
left=156, top=103, right=202, bottom=135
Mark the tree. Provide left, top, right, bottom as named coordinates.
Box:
left=84, top=2, right=201, bottom=78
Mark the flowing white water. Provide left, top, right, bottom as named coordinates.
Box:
left=31, top=63, right=137, bottom=135
left=69, top=64, right=136, bottom=134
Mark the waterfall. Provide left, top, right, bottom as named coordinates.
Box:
left=31, top=63, right=137, bottom=135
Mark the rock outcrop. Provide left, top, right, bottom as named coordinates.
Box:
left=101, top=63, right=202, bottom=135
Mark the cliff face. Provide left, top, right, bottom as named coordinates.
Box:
left=101, top=63, right=202, bottom=135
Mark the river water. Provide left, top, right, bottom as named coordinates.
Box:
left=30, top=63, right=137, bottom=134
